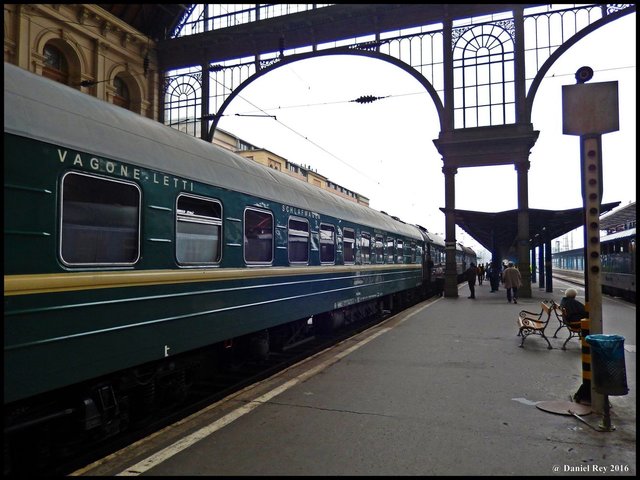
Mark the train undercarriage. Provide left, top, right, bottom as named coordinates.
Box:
left=4, top=284, right=432, bottom=475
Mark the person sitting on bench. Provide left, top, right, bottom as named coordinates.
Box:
left=559, top=288, right=587, bottom=323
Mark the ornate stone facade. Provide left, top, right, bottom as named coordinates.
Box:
left=4, top=4, right=160, bottom=120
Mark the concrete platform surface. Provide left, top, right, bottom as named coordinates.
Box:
left=77, top=279, right=636, bottom=476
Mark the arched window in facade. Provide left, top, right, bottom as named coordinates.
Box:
left=452, top=21, right=515, bottom=128
left=42, top=43, right=69, bottom=85
left=113, top=75, right=131, bottom=110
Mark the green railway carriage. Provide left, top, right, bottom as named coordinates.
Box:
left=552, top=228, right=636, bottom=302
left=4, top=61, right=434, bottom=423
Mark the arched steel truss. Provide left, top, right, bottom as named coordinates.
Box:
left=162, top=4, right=635, bottom=142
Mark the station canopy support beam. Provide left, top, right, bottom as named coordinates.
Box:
left=434, top=124, right=539, bottom=298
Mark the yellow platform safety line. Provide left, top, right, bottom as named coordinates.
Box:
left=580, top=318, right=592, bottom=382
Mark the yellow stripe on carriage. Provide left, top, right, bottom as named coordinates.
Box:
left=4, top=263, right=421, bottom=296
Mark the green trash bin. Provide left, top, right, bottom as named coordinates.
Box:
left=585, top=334, right=629, bottom=396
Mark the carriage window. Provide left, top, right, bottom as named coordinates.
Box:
left=361, top=232, right=371, bottom=264
left=176, top=195, right=222, bottom=265
left=397, top=240, right=404, bottom=263
left=61, top=172, right=140, bottom=265
left=244, top=208, right=273, bottom=264
left=288, top=217, right=309, bottom=264
left=410, top=242, right=416, bottom=263
left=375, top=235, right=384, bottom=263
left=386, top=237, right=395, bottom=263
left=320, top=223, right=335, bottom=264
left=343, top=228, right=355, bottom=264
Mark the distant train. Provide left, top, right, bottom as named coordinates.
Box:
left=4, top=62, right=475, bottom=458
left=552, top=228, right=636, bottom=302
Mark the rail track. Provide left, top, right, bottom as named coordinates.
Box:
left=9, top=299, right=423, bottom=477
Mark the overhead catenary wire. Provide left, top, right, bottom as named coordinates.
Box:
left=18, top=5, right=635, bottom=199
left=215, top=61, right=635, bottom=193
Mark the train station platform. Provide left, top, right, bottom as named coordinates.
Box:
left=77, top=280, right=636, bottom=476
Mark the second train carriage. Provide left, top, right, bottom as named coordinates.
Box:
left=552, top=227, right=636, bottom=302
left=4, top=62, right=476, bottom=443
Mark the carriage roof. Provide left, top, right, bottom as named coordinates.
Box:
left=4, top=63, right=422, bottom=240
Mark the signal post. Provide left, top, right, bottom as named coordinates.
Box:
left=561, top=67, right=619, bottom=414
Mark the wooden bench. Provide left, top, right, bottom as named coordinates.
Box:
left=517, top=301, right=553, bottom=349
left=550, top=301, right=583, bottom=350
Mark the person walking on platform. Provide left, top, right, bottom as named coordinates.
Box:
left=488, top=261, right=500, bottom=292
left=477, top=263, right=484, bottom=285
left=502, top=262, right=522, bottom=304
left=465, top=262, right=478, bottom=299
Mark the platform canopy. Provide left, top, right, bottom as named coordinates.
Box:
left=599, top=201, right=636, bottom=232
left=442, top=202, right=621, bottom=255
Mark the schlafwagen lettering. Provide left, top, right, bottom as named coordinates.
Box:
left=282, top=204, right=320, bottom=220
left=57, top=148, right=194, bottom=191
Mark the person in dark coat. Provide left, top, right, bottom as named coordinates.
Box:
left=465, top=262, right=478, bottom=299
left=476, top=263, right=484, bottom=285
left=560, top=288, right=587, bottom=323
left=488, top=261, right=500, bottom=292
